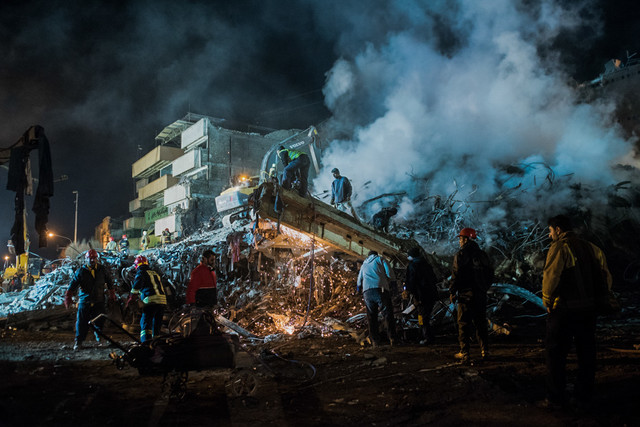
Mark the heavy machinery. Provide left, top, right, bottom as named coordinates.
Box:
left=214, top=126, right=319, bottom=225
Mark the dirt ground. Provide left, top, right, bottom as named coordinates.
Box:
left=0, top=313, right=638, bottom=427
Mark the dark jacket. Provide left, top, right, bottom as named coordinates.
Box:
left=542, top=231, right=612, bottom=312
left=67, top=264, right=114, bottom=304
left=331, top=176, right=353, bottom=204
left=406, top=256, right=439, bottom=303
left=449, top=240, right=493, bottom=296
left=132, top=264, right=167, bottom=305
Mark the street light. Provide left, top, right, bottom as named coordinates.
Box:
left=72, top=191, right=79, bottom=243
left=48, top=232, right=73, bottom=245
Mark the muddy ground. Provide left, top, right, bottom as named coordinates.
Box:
left=0, top=313, right=638, bottom=427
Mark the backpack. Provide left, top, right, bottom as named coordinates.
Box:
left=472, top=249, right=494, bottom=292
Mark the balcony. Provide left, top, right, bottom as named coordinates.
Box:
left=138, top=174, right=179, bottom=201
left=164, top=184, right=188, bottom=206
left=172, top=149, right=204, bottom=177
left=132, top=146, right=184, bottom=179
left=181, top=118, right=208, bottom=150
left=124, top=216, right=146, bottom=230
left=129, top=197, right=153, bottom=214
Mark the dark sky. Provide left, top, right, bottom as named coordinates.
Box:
left=1, top=0, right=639, bottom=260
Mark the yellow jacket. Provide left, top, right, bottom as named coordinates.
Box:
left=542, top=231, right=612, bottom=311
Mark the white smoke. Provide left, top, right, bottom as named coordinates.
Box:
left=313, top=0, right=633, bottom=236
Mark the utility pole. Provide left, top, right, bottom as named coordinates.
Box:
left=73, top=190, right=78, bottom=243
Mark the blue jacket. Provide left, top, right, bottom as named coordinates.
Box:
left=357, top=254, right=395, bottom=292
left=67, top=264, right=113, bottom=304
left=331, top=176, right=353, bottom=204
left=132, top=265, right=167, bottom=305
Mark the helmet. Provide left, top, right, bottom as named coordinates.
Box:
left=85, top=249, right=99, bottom=260
left=165, top=228, right=169, bottom=232
left=122, top=234, right=127, bottom=239
left=109, top=237, right=114, bottom=241
left=331, top=168, right=340, bottom=174
left=134, top=255, right=148, bottom=268
left=458, top=228, right=477, bottom=239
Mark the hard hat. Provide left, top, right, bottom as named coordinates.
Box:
left=85, top=249, right=99, bottom=260
left=109, top=237, right=114, bottom=241
left=331, top=168, right=340, bottom=174
left=122, top=234, right=127, bottom=239
left=165, top=228, right=169, bottom=232
left=458, top=228, right=477, bottom=239
left=134, top=255, right=148, bottom=268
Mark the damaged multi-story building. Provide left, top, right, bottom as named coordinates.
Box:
left=95, top=113, right=302, bottom=249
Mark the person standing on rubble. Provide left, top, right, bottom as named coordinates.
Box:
left=140, top=231, right=149, bottom=251
left=105, top=236, right=118, bottom=253
left=186, top=249, right=218, bottom=307
left=129, top=255, right=167, bottom=342
left=119, top=234, right=130, bottom=257
left=162, top=228, right=172, bottom=248
left=330, top=168, right=360, bottom=221
left=540, top=215, right=612, bottom=409
left=404, top=247, right=439, bottom=345
left=277, top=145, right=310, bottom=197
left=65, top=249, right=116, bottom=351
left=449, top=227, right=493, bottom=363
left=357, top=250, right=398, bottom=347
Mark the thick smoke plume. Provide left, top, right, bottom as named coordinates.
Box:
left=313, top=0, right=635, bottom=245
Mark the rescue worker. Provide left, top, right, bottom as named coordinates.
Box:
left=119, top=234, right=130, bottom=256
left=372, top=207, right=398, bottom=233
left=162, top=228, right=171, bottom=248
left=541, top=215, right=612, bottom=409
left=404, top=247, right=439, bottom=345
left=277, top=145, right=310, bottom=197
left=357, top=250, right=398, bottom=347
left=330, top=168, right=360, bottom=221
left=449, top=227, right=493, bottom=363
left=105, top=236, right=118, bottom=253
left=129, top=255, right=167, bottom=342
left=65, top=249, right=116, bottom=351
left=140, top=230, right=149, bottom=251
left=186, top=249, right=217, bottom=306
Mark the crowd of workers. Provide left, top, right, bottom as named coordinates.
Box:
left=59, top=143, right=612, bottom=413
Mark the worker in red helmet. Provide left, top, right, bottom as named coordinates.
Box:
left=64, top=249, right=116, bottom=351
left=448, top=227, right=494, bottom=363
left=119, top=234, right=130, bottom=257
left=130, top=255, right=167, bottom=342
left=162, top=228, right=172, bottom=248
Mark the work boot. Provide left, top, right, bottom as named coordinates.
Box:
left=73, top=341, right=84, bottom=351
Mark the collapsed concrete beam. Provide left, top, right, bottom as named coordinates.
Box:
left=255, top=183, right=419, bottom=265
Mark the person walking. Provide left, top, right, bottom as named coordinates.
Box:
left=330, top=168, right=360, bottom=221
left=404, top=247, right=439, bottom=345
left=277, top=145, right=310, bottom=197
left=64, top=249, right=116, bottom=351
left=449, top=227, right=493, bottom=363
left=357, top=250, right=398, bottom=347
left=129, top=255, right=167, bottom=343
left=541, top=214, right=612, bottom=409
left=186, top=249, right=218, bottom=307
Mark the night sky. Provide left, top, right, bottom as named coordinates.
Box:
left=1, top=0, right=639, bottom=260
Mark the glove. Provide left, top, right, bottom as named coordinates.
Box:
left=64, top=291, right=73, bottom=309
left=126, top=293, right=139, bottom=308
left=108, top=288, right=117, bottom=302
left=401, top=290, right=409, bottom=300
